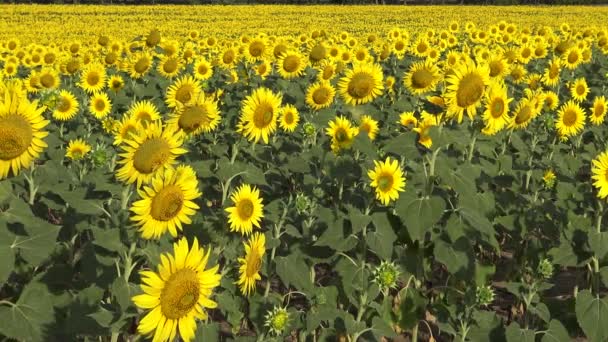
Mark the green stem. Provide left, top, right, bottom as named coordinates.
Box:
left=412, top=323, right=419, bottom=342
left=467, top=135, right=477, bottom=162
left=597, top=200, right=604, bottom=234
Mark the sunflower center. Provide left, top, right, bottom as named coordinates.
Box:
left=595, top=104, right=605, bottom=117
left=348, top=72, right=374, bottom=99
left=237, top=198, right=255, bottom=220
left=576, top=85, right=586, bottom=96
left=491, top=98, right=505, bottom=118
left=310, top=44, right=326, bottom=62
left=395, top=41, right=405, bottom=51
left=179, top=105, right=211, bottom=133
left=134, top=58, right=150, bottom=73
left=40, top=74, right=55, bottom=88
left=417, top=42, right=428, bottom=54
left=223, top=51, right=235, bottom=64
left=175, top=85, right=194, bottom=104
left=87, top=72, right=100, bottom=86
left=567, top=51, right=578, bottom=64
left=489, top=61, right=503, bottom=77
left=515, top=105, right=532, bottom=125
left=335, top=127, right=348, bottom=143
left=249, top=41, right=265, bottom=57
left=150, top=184, right=184, bottom=221
left=313, top=87, right=331, bottom=105
left=132, top=137, right=171, bottom=174
left=245, top=250, right=262, bottom=277
left=57, top=98, right=71, bottom=112
left=563, top=109, right=578, bottom=126
left=160, top=268, right=200, bottom=320
left=456, top=73, right=484, bottom=108
left=411, top=69, right=434, bottom=89
left=253, top=103, right=274, bottom=128
left=164, top=59, right=178, bottom=74
left=94, top=99, right=106, bottom=112
left=0, top=115, right=33, bottom=161
left=284, top=111, right=294, bottom=125
left=198, top=64, right=208, bottom=75
left=322, top=67, right=334, bottom=80
left=283, top=55, right=300, bottom=73
left=378, top=173, right=394, bottom=192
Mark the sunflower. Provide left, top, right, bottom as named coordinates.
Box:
left=244, top=37, right=269, bottom=62
left=445, top=60, right=490, bottom=123
left=128, top=100, right=161, bottom=125
left=413, top=113, right=438, bottom=148
left=108, top=74, right=124, bottom=92
left=116, top=122, right=187, bottom=187
left=481, top=83, right=512, bottom=135
left=541, top=58, right=561, bottom=88
left=88, top=92, right=111, bottom=120
left=167, top=93, right=220, bottom=136
left=338, top=63, right=383, bottom=105
left=37, top=68, right=60, bottom=90
left=129, top=52, right=153, bottom=79
left=544, top=91, right=559, bottom=111
left=131, top=165, right=201, bottom=239
left=166, top=75, right=201, bottom=109
left=255, top=60, right=272, bottom=79
left=2, top=63, right=18, bottom=78
left=132, top=237, right=221, bottom=342
left=403, top=60, right=441, bottom=95
left=237, top=87, right=282, bottom=144
left=65, top=139, right=91, bottom=160
left=590, top=96, right=607, bottom=125
left=508, top=64, right=527, bottom=84
left=399, top=111, right=418, bottom=127
left=276, top=51, right=306, bottom=79
left=368, top=157, right=406, bottom=206
left=359, top=115, right=379, bottom=140
left=555, top=100, right=586, bottom=140
left=570, top=78, right=589, bottom=103
left=79, top=63, right=107, bottom=94
left=326, top=116, right=359, bottom=153
left=592, top=151, right=608, bottom=199
left=225, top=184, right=264, bottom=236
left=279, top=105, right=299, bottom=132
left=53, top=90, right=79, bottom=121
left=306, top=81, right=336, bottom=111
left=193, top=59, right=213, bottom=81
left=507, top=98, right=537, bottom=130
left=113, top=115, right=143, bottom=146
left=0, top=93, right=49, bottom=180
left=487, top=54, right=508, bottom=80
left=219, top=47, right=238, bottom=69
left=562, top=48, right=583, bottom=70
left=236, top=232, right=266, bottom=296
left=157, top=56, right=183, bottom=79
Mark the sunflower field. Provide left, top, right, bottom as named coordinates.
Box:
left=4, top=4, right=608, bottom=342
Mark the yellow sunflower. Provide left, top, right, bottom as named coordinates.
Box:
left=306, top=81, right=336, bottom=111
left=591, top=96, right=607, bottom=125
left=65, top=139, right=91, bottom=160
left=113, top=115, right=143, bottom=146
left=225, top=184, right=264, bottom=236
left=562, top=47, right=583, bottom=70
left=0, top=93, right=49, bottom=180
left=116, top=122, right=187, bottom=187
left=544, top=91, right=559, bottom=111
left=127, top=100, right=161, bottom=125
left=244, top=37, right=269, bottom=62
left=129, top=52, right=153, bottom=79
left=237, top=87, right=282, bottom=144
left=338, top=62, right=384, bottom=105
left=38, top=68, right=60, bottom=90
left=108, top=74, right=125, bottom=92
left=445, top=60, right=490, bottom=123
left=570, top=78, right=589, bottom=103
left=279, top=104, right=299, bottom=132
left=507, top=98, right=538, bottom=130
left=167, top=93, right=221, bottom=136
left=79, top=63, right=107, bottom=94
left=166, top=75, right=201, bottom=109
left=399, top=112, right=418, bottom=127
left=542, top=58, right=561, bottom=87
left=52, top=90, right=79, bottom=121
left=555, top=100, right=586, bottom=140
left=236, top=232, right=266, bottom=296
left=218, top=47, right=239, bottom=69
left=193, top=59, right=213, bottom=81
left=359, top=115, right=379, bottom=140
left=89, top=92, right=112, bottom=120
left=276, top=51, right=306, bottom=79
left=157, top=55, right=183, bottom=79
left=132, top=237, right=221, bottom=342
left=592, top=151, right=608, bottom=199
left=413, top=113, right=439, bottom=148
left=481, top=83, right=512, bottom=135
left=326, top=116, right=359, bottom=153
left=368, top=156, right=406, bottom=206
left=131, top=165, right=201, bottom=239
left=403, top=60, right=441, bottom=95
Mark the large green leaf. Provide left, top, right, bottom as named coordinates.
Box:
left=366, top=212, right=397, bottom=260
left=395, top=196, right=445, bottom=241
left=275, top=253, right=314, bottom=294
left=0, top=282, right=55, bottom=342
left=541, top=320, right=570, bottom=342
left=575, top=290, right=608, bottom=342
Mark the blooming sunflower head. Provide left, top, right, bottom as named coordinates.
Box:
left=225, top=184, right=264, bottom=236
left=337, top=62, right=384, bottom=105
left=236, top=232, right=266, bottom=296
left=238, top=87, right=282, bottom=144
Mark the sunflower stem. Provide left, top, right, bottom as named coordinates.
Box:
left=597, top=200, right=604, bottom=234
left=467, top=135, right=477, bottom=162
left=24, top=169, right=38, bottom=205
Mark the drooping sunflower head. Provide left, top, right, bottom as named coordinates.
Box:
left=306, top=81, right=336, bottom=111
left=0, top=92, right=49, bottom=180
left=131, top=164, right=201, bottom=239
left=238, top=87, right=283, bottom=144
left=338, top=62, right=384, bottom=105
left=225, top=184, right=265, bottom=236
left=65, top=138, right=92, bottom=161
left=132, top=237, right=221, bottom=342
left=116, top=122, right=187, bottom=187
left=168, top=93, right=221, bottom=136
left=236, top=232, right=266, bottom=296
left=52, top=90, right=79, bottom=121
left=367, top=156, right=406, bottom=206
left=325, top=115, right=359, bottom=153
left=279, top=104, right=300, bottom=133
left=166, top=75, right=201, bottom=109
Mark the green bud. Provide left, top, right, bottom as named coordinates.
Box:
left=91, top=148, right=109, bottom=168
left=264, top=306, right=289, bottom=336
left=295, top=193, right=311, bottom=214
left=476, top=285, right=495, bottom=306
left=303, top=122, right=316, bottom=137
left=373, top=260, right=400, bottom=291
left=538, top=258, right=553, bottom=279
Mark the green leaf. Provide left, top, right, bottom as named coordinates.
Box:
left=11, top=218, right=60, bottom=265
left=372, top=316, right=397, bottom=339
left=382, top=132, right=419, bottom=159
left=275, top=253, right=313, bottom=293
left=505, top=322, right=535, bottom=342
left=194, top=322, right=220, bottom=341
left=575, top=290, right=608, bottom=342
left=589, top=228, right=608, bottom=259
left=0, top=282, right=55, bottom=342
left=434, top=237, right=474, bottom=279
left=367, top=212, right=397, bottom=260
left=395, top=196, right=445, bottom=241
left=541, top=320, right=570, bottom=342
left=0, top=225, right=14, bottom=283
left=352, top=133, right=377, bottom=158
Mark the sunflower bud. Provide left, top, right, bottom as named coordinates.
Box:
left=303, top=122, right=316, bottom=137
left=295, top=193, right=311, bottom=214
left=542, top=169, right=556, bottom=189
left=264, top=306, right=289, bottom=336
left=476, top=285, right=495, bottom=306
left=373, top=260, right=400, bottom=291
left=91, top=147, right=109, bottom=168
left=537, top=258, right=553, bottom=279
